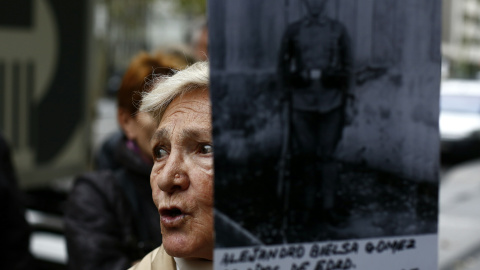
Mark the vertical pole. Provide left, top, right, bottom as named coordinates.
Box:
left=0, top=61, right=4, bottom=133
left=12, top=61, right=20, bottom=149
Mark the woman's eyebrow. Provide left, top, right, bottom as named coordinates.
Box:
left=151, top=128, right=169, bottom=144
left=180, top=128, right=211, bottom=141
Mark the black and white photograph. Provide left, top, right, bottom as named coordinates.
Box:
left=211, top=0, right=440, bottom=268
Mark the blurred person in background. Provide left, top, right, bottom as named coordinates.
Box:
left=65, top=51, right=188, bottom=270
left=95, top=51, right=189, bottom=171
left=191, top=22, right=209, bottom=61
left=0, top=134, right=37, bottom=270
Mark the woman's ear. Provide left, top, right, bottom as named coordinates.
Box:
left=117, top=108, right=137, bottom=140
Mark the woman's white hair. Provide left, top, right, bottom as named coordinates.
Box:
left=140, top=61, right=209, bottom=122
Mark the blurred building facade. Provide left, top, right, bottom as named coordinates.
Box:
left=94, top=0, right=204, bottom=88
left=0, top=0, right=205, bottom=188
left=442, top=0, right=480, bottom=77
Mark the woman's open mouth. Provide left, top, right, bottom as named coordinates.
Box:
left=160, top=207, right=186, bottom=227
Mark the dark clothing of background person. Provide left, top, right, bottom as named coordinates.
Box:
left=278, top=13, right=352, bottom=237
left=65, top=134, right=161, bottom=270
left=0, top=134, right=37, bottom=270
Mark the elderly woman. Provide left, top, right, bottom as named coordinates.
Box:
left=130, top=62, right=214, bottom=269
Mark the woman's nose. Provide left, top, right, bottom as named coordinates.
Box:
left=157, top=151, right=190, bottom=194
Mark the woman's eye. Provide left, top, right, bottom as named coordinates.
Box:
left=153, top=146, right=168, bottom=160
left=199, top=144, right=213, bottom=155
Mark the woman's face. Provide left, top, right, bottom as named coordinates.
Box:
left=150, top=89, right=214, bottom=260
left=134, top=111, right=157, bottom=159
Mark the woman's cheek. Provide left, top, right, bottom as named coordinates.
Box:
left=149, top=165, right=163, bottom=203
left=194, top=156, right=214, bottom=174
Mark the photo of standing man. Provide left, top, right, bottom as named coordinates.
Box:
left=278, top=0, right=352, bottom=240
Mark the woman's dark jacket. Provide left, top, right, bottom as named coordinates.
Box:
left=65, top=132, right=161, bottom=270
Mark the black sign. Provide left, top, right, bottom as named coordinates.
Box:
left=0, top=0, right=89, bottom=184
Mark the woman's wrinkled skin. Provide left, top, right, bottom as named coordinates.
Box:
left=149, top=89, right=214, bottom=260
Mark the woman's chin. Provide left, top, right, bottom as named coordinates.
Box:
left=163, top=234, right=212, bottom=260
left=163, top=235, right=194, bottom=257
